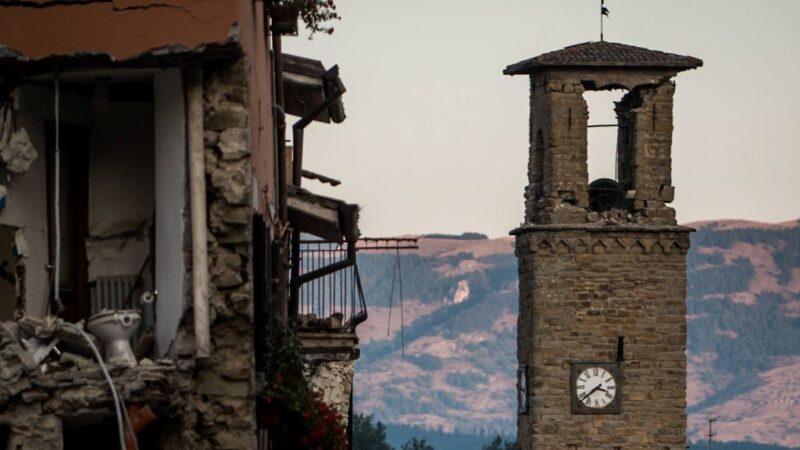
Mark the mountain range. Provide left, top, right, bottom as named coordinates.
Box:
left=353, top=219, right=800, bottom=448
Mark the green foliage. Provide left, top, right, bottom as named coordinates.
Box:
left=481, top=435, right=518, bottom=450
left=687, top=257, right=754, bottom=297
left=261, top=320, right=347, bottom=450
left=261, top=319, right=310, bottom=413
left=444, top=371, right=488, bottom=390
left=406, top=354, right=443, bottom=370
left=401, top=437, right=435, bottom=450
left=353, top=414, right=393, bottom=450
left=277, top=0, right=340, bottom=36
left=383, top=423, right=509, bottom=450
left=687, top=441, right=797, bottom=449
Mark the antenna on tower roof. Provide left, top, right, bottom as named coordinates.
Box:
left=601, top=0, right=610, bottom=42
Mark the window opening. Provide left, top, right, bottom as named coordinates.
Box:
left=584, top=90, right=626, bottom=183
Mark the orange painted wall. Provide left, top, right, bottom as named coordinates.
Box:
left=235, top=0, right=276, bottom=216
left=0, top=1, right=239, bottom=61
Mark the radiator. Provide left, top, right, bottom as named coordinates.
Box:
left=91, top=275, right=138, bottom=314
left=90, top=275, right=154, bottom=339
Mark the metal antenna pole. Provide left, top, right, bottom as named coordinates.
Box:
left=707, top=416, right=718, bottom=450
left=600, top=0, right=604, bottom=42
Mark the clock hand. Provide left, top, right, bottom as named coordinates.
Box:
left=579, top=384, right=602, bottom=401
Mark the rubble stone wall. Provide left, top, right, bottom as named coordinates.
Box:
left=0, top=59, right=260, bottom=450
left=516, top=227, right=690, bottom=450
left=166, top=59, right=257, bottom=450
left=619, top=83, right=677, bottom=224
left=526, top=74, right=590, bottom=224
left=309, top=361, right=354, bottom=426
left=524, top=71, right=679, bottom=226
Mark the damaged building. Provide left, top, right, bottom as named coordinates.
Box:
left=0, top=1, right=387, bottom=449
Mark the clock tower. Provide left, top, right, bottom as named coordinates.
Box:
left=505, top=42, right=702, bottom=449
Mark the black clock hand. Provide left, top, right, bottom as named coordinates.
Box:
left=580, top=384, right=602, bottom=401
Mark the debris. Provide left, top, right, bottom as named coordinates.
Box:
left=0, top=99, right=37, bottom=174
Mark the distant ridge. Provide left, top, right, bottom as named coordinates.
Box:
left=355, top=219, right=800, bottom=448
left=422, top=232, right=489, bottom=241
left=684, top=218, right=800, bottom=230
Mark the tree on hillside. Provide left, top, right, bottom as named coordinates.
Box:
left=482, top=435, right=518, bottom=450
left=353, top=414, right=393, bottom=450
left=400, top=437, right=435, bottom=450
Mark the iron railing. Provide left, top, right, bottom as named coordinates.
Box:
left=291, top=240, right=367, bottom=331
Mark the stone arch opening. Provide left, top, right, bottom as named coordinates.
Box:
left=583, top=89, right=627, bottom=184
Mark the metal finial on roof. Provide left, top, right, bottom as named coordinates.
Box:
left=601, top=0, right=610, bottom=42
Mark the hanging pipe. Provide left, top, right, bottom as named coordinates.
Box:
left=63, top=321, right=138, bottom=450
left=187, top=68, right=210, bottom=358
left=52, top=72, right=63, bottom=315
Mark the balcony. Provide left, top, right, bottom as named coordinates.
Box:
left=290, top=240, right=366, bottom=362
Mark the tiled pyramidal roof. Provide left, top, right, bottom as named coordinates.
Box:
left=504, top=41, right=703, bottom=75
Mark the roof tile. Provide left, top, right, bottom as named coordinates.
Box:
left=504, top=41, right=703, bottom=75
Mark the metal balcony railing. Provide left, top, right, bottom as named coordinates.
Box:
left=290, top=240, right=367, bottom=332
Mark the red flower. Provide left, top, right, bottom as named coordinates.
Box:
left=311, top=427, right=325, bottom=441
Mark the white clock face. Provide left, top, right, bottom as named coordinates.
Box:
left=575, top=366, right=617, bottom=409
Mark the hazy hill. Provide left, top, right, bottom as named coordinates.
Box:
left=353, top=220, right=800, bottom=448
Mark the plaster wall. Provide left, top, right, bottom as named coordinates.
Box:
left=0, top=85, right=93, bottom=318
left=0, top=0, right=239, bottom=61
left=0, top=96, right=48, bottom=317
left=86, top=99, right=154, bottom=281
left=153, top=69, right=187, bottom=356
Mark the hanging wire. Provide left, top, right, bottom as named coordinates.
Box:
left=386, top=250, right=398, bottom=337
left=385, top=249, right=406, bottom=357
left=397, top=249, right=405, bottom=358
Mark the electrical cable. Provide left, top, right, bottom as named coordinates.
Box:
left=69, top=323, right=138, bottom=450
left=397, top=249, right=405, bottom=358
left=386, top=250, right=398, bottom=337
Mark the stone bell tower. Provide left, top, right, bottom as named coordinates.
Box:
left=505, top=41, right=702, bottom=449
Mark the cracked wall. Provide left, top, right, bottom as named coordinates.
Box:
left=162, top=60, right=257, bottom=450
left=0, top=0, right=241, bottom=62
left=524, top=70, right=680, bottom=226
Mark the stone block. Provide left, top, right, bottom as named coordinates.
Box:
left=218, top=128, right=250, bottom=160
left=207, top=105, right=248, bottom=130
left=659, top=185, right=675, bottom=203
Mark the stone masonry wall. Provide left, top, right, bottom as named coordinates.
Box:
left=624, top=83, right=677, bottom=225
left=165, top=60, right=257, bottom=450
left=309, top=361, right=354, bottom=427
left=516, top=227, right=690, bottom=450
left=0, top=60, right=259, bottom=450
left=526, top=75, right=590, bottom=224
left=524, top=71, right=680, bottom=227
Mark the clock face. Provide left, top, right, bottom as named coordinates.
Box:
left=575, top=366, right=617, bottom=409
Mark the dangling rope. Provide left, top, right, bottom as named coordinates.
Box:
left=385, top=249, right=406, bottom=357
left=386, top=250, right=397, bottom=337
left=397, top=249, right=405, bottom=358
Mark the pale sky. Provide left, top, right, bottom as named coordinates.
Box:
left=285, top=0, right=800, bottom=238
